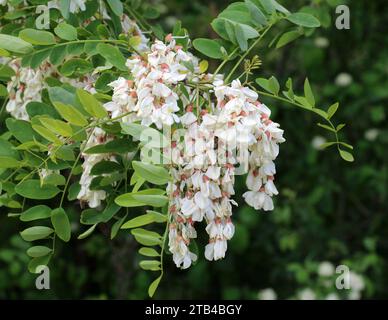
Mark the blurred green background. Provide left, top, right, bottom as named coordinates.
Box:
left=1, top=0, right=387, bottom=299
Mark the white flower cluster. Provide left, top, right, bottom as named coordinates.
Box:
left=104, top=37, right=199, bottom=128
left=166, top=79, right=284, bottom=268
left=4, top=58, right=99, bottom=121
left=5, top=59, right=51, bottom=120
left=77, top=127, right=115, bottom=208
left=104, top=37, right=285, bottom=268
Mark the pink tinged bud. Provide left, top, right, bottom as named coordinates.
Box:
left=165, top=33, right=173, bottom=42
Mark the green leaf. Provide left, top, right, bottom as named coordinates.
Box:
left=51, top=208, right=71, bottom=242
left=259, top=0, right=275, bottom=13
left=20, top=205, right=52, bottom=222
left=245, top=0, right=267, bottom=26
left=107, top=0, right=123, bottom=16
left=131, top=228, right=162, bottom=246
left=0, top=139, right=19, bottom=158
left=54, top=22, right=78, bottom=41
left=60, top=58, right=93, bottom=77
left=95, top=72, right=116, bottom=93
left=121, top=123, right=168, bottom=148
left=20, top=226, right=54, bottom=241
left=97, top=43, right=127, bottom=71
left=339, top=149, right=354, bottom=162
left=313, top=108, right=328, bottom=118
left=90, top=160, right=122, bottom=175
left=192, top=38, right=223, bottom=59
left=110, top=214, right=127, bottom=239
left=268, top=76, right=280, bottom=95
left=19, top=29, right=56, bottom=45
left=39, top=118, right=73, bottom=137
left=26, top=101, right=60, bottom=119
left=199, top=60, right=209, bottom=73
left=317, top=123, right=336, bottom=133
left=121, top=213, right=159, bottom=229
left=271, top=0, right=290, bottom=14
left=59, top=0, right=70, bottom=19
left=81, top=209, right=102, bottom=225
left=84, top=138, right=136, bottom=154
left=32, top=124, right=62, bottom=144
left=27, top=246, right=52, bottom=258
left=339, top=142, right=353, bottom=150
left=0, top=156, right=21, bottom=168
left=327, top=102, right=339, bottom=119
left=28, top=255, right=51, bottom=273
left=304, top=78, right=315, bottom=107
left=52, top=101, right=88, bottom=127
left=76, top=89, right=108, bottom=118
left=68, top=182, right=81, bottom=201
left=101, top=202, right=121, bottom=222
left=15, top=180, right=60, bottom=200
left=132, top=161, right=170, bottom=185
left=146, top=210, right=168, bottom=223
left=115, top=189, right=168, bottom=208
left=319, top=142, right=336, bottom=149
left=49, top=46, right=66, bottom=66
left=286, top=12, right=321, bottom=28
left=139, top=247, right=160, bottom=257
left=148, top=275, right=162, bottom=297
left=336, top=123, right=346, bottom=131
left=219, top=3, right=253, bottom=25
left=0, top=34, right=33, bottom=54
left=139, top=260, right=161, bottom=271
left=276, top=30, right=301, bottom=48
left=78, top=224, right=97, bottom=239
left=294, top=96, right=313, bottom=110
left=30, top=49, right=52, bottom=69
left=44, top=173, right=66, bottom=186
left=256, top=78, right=270, bottom=91
left=0, top=48, right=10, bottom=57
left=235, top=23, right=248, bottom=51
left=0, top=83, right=7, bottom=96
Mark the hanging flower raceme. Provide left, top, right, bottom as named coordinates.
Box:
left=104, top=36, right=285, bottom=268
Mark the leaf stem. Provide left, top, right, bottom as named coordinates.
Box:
left=225, top=25, right=272, bottom=83
left=253, top=87, right=341, bottom=147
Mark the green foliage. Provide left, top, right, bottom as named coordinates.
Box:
left=51, top=208, right=71, bottom=242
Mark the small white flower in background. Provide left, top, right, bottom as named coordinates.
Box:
left=311, top=135, right=327, bottom=150
left=314, top=37, right=329, bottom=48
left=349, top=271, right=365, bottom=292
left=258, top=288, right=277, bottom=300
left=325, top=293, right=339, bottom=300
left=364, top=128, right=379, bottom=141
left=335, top=72, right=353, bottom=87
left=318, top=261, right=335, bottom=277
left=298, top=288, right=316, bottom=300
